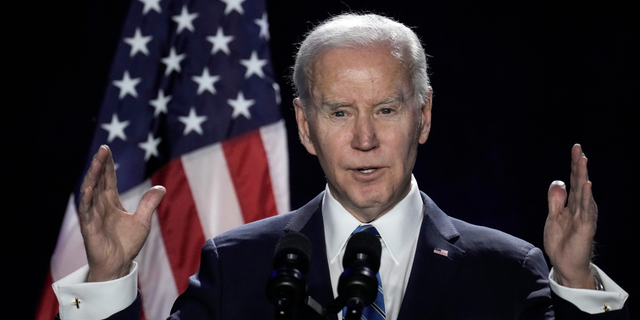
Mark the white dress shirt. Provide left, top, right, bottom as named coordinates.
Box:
left=53, top=175, right=628, bottom=319
left=322, top=175, right=423, bottom=320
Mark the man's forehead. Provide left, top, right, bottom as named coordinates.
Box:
left=308, top=46, right=411, bottom=106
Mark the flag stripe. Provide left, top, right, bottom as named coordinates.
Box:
left=181, top=143, right=245, bottom=239
left=151, top=159, right=207, bottom=294
left=122, top=180, right=179, bottom=320
left=260, top=120, right=289, bottom=216
left=138, top=209, right=180, bottom=320
left=222, top=129, right=278, bottom=223
left=35, top=272, right=56, bottom=320
left=50, top=195, right=87, bottom=279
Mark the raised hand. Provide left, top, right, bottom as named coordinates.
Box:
left=544, top=144, right=598, bottom=289
left=78, top=145, right=166, bottom=282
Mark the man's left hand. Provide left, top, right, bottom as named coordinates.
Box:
left=544, top=144, right=598, bottom=289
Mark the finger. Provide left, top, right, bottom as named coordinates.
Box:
left=569, top=144, right=586, bottom=208
left=572, top=149, right=590, bottom=211
left=80, top=147, right=107, bottom=194
left=547, top=180, right=567, bottom=218
left=102, top=145, right=118, bottom=191
left=580, top=180, right=597, bottom=222
left=79, top=147, right=109, bottom=215
left=571, top=144, right=582, bottom=176
left=78, top=186, right=94, bottom=218
left=135, top=186, right=166, bottom=223
left=95, top=146, right=111, bottom=194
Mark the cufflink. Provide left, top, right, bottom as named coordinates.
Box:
left=72, top=297, right=81, bottom=309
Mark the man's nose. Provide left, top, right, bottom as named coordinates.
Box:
left=351, top=114, right=379, bottom=151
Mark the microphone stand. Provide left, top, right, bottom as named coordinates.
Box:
left=273, top=299, right=294, bottom=320
left=344, top=298, right=364, bottom=320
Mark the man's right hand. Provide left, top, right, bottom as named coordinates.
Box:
left=78, top=145, right=166, bottom=282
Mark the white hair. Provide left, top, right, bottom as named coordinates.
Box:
left=292, top=13, right=431, bottom=113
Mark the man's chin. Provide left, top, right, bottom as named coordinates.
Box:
left=343, top=193, right=397, bottom=221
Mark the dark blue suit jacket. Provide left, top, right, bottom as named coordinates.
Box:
left=107, top=192, right=628, bottom=319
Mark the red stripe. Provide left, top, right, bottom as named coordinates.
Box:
left=222, top=129, right=278, bottom=223
left=35, top=271, right=57, bottom=320
left=151, top=158, right=206, bottom=294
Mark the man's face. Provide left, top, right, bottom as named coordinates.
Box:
left=294, top=46, right=432, bottom=222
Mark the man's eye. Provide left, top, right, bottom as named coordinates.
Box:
left=334, top=111, right=346, bottom=117
left=380, top=108, right=393, bottom=114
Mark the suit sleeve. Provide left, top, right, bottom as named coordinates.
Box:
left=514, top=247, right=555, bottom=320
left=166, top=239, right=222, bottom=320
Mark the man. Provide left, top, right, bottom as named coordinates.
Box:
left=53, top=13, right=628, bottom=319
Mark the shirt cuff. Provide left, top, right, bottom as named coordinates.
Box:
left=549, top=263, right=629, bottom=314
left=52, top=262, right=138, bottom=320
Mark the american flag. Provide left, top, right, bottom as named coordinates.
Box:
left=36, top=0, right=289, bottom=319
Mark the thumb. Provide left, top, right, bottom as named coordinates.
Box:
left=547, top=180, right=567, bottom=217
left=135, top=185, right=166, bottom=222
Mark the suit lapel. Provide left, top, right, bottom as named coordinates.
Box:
left=283, top=192, right=466, bottom=320
left=397, top=193, right=466, bottom=320
left=285, top=192, right=337, bottom=320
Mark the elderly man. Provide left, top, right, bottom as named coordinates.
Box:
left=53, top=13, right=628, bottom=319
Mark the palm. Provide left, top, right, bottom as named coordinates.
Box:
left=78, top=146, right=165, bottom=282
left=543, top=144, right=597, bottom=289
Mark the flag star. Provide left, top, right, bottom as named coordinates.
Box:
left=139, top=0, right=161, bottom=14
left=254, top=12, right=270, bottom=40
left=138, top=133, right=161, bottom=161
left=240, top=51, right=267, bottom=79
left=206, top=27, right=234, bottom=55
left=113, top=71, right=141, bottom=99
left=172, top=5, right=198, bottom=34
left=192, top=67, right=220, bottom=95
left=124, top=28, right=153, bottom=57
left=228, top=91, right=255, bottom=119
left=178, top=107, right=208, bottom=135
left=220, top=0, right=245, bottom=15
left=272, top=82, right=281, bottom=105
left=101, top=113, right=130, bottom=142
left=149, top=89, right=171, bottom=117
left=161, top=47, right=186, bottom=76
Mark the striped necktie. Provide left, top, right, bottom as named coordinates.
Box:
left=343, top=225, right=386, bottom=320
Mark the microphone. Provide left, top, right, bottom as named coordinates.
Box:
left=337, top=231, right=382, bottom=319
left=266, top=231, right=312, bottom=320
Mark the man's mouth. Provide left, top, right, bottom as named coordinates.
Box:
left=358, top=168, right=376, bottom=173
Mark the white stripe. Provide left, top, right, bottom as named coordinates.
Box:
left=120, top=180, right=178, bottom=320
left=260, top=119, right=290, bottom=215
left=181, top=143, right=245, bottom=240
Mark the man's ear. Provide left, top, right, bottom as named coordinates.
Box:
left=418, top=89, right=433, bottom=145
left=293, top=98, right=317, bottom=155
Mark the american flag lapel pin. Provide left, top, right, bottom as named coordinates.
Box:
left=433, top=248, right=449, bottom=257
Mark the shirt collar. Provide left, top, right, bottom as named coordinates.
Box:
left=322, top=175, right=424, bottom=265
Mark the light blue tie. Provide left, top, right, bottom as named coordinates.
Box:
left=343, top=225, right=386, bottom=320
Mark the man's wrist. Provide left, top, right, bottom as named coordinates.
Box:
left=552, top=266, right=595, bottom=289
left=86, top=261, right=133, bottom=282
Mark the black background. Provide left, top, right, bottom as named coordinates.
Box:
left=5, top=0, right=638, bottom=317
